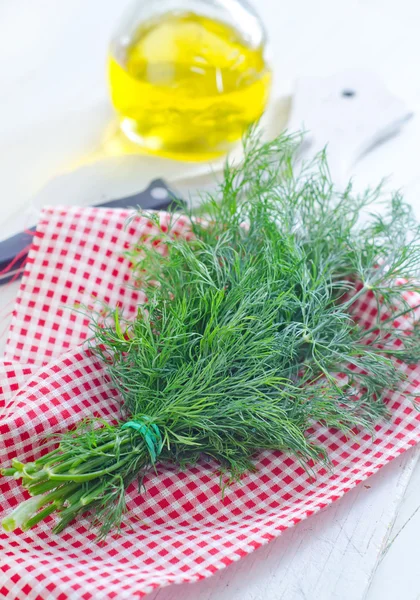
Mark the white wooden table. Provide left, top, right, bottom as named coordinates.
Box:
left=1, top=1, right=420, bottom=598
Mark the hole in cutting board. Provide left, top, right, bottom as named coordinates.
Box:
left=151, top=187, right=169, bottom=201
left=342, top=89, right=356, bottom=98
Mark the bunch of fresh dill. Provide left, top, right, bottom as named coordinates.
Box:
left=3, top=132, right=420, bottom=539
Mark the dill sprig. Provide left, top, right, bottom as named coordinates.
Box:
left=3, top=131, right=420, bottom=539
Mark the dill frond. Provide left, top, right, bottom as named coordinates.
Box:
left=3, top=131, right=420, bottom=538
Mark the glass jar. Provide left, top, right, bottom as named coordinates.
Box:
left=108, top=0, right=271, bottom=161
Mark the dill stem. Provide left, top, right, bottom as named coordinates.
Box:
left=27, top=480, right=60, bottom=496
left=33, top=434, right=134, bottom=472
left=361, top=302, right=420, bottom=337
left=22, top=503, right=59, bottom=530
left=2, top=468, right=16, bottom=477
left=341, top=284, right=371, bottom=310
left=46, top=456, right=134, bottom=483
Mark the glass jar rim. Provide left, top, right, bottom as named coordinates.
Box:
left=111, top=0, right=268, bottom=50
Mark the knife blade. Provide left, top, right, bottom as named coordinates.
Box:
left=0, top=179, right=182, bottom=285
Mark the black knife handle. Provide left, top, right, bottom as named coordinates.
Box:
left=0, top=179, right=183, bottom=285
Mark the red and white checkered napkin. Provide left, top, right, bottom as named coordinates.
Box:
left=1, top=206, right=420, bottom=600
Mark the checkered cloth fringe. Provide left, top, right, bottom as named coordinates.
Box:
left=1, top=206, right=419, bottom=599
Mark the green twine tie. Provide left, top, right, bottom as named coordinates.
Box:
left=121, top=417, right=163, bottom=464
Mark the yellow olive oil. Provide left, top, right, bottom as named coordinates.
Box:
left=108, top=12, right=271, bottom=160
